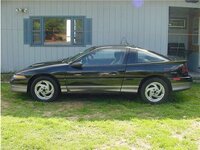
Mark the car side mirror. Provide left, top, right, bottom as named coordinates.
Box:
left=71, top=61, right=82, bottom=68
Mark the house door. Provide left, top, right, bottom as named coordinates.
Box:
left=168, top=7, right=200, bottom=71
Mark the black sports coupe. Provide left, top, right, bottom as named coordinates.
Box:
left=10, top=45, right=192, bottom=103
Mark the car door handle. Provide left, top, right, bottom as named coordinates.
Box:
left=118, top=70, right=125, bottom=73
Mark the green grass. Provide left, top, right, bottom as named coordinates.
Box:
left=1, top=83, right=200, bottom=150
left=1, top=73, right=13, bottom=82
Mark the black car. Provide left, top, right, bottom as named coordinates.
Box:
left=10, top=45, right=192, bottom=103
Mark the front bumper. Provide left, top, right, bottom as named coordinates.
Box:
left=10, top=75, right=28, bottom=93
left=11, top=84, right=27, bottom=93
left=171, top=76, right=192, bottom=91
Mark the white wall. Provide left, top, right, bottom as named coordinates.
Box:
left=199, top=17, right=200, bottom=67
left=1, top=0, right=200, bottom=72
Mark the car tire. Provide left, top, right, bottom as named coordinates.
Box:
left=30, top=76, right=60, bottom=102
left=140, top=78, right=170, bottom=104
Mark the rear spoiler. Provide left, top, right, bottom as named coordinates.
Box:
left=168, top=60, right=187, bottom=63
left=167, top=55, right=186, bottom=61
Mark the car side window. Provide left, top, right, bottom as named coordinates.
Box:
left=127, top=50, right=138, bottom=64
left=137, top=51, right=167, bottom=63
left=80, top=48, right=126, bottom=66
left=127, top=49, right=168, bottom=64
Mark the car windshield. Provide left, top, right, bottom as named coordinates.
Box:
left=62, top=47, right=96, bottom=63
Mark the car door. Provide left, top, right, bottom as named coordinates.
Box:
left=66, top=47, right=128, bottom=92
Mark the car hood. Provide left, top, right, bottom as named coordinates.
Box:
left=28, top=60, right=64, bottom=69
left=15, top=60, right=69, bottom=75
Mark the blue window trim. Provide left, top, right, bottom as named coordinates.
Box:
left=29, top=16, right=87, bottom=47
left=24, top=18, right=31, bottom=44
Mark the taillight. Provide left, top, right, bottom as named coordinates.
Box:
left=181, top=63, right=189, bottom=74
left=172, top=77, right=181, bottom=81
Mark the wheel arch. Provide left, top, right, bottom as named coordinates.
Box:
left=27, top=74, right=61, bottom=93
left=138, top=75, right=172, bottom=92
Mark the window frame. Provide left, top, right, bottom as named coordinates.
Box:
left=30, top=16, right=86, bottom=47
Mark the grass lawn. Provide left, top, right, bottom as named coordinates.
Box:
left=1, top=83, right=200, bottom=150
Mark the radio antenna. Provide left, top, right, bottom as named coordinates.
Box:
left=120, top=37, right=129, bottom=45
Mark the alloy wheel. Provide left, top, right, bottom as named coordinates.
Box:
left=144, top=82, right=165, bottom=102
left=34, top=80, right=55, bottom=100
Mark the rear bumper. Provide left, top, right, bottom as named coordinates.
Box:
left=171, top=76, right=192, bottom=91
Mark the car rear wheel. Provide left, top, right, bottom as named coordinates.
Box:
left=30, top=76, right=59, bottom=102
left=140, top=78, right=170, bottom=104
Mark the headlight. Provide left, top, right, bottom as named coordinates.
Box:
left=13, top=74, right=26, bottom=79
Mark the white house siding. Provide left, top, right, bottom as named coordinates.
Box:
left=199, top=17, right=200, bottom=67
left=1, top=0, right=200, bottom=72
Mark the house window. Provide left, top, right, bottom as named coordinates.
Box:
left=24, top=16, right=92, bottom=46
left=44, top=18, right=73, bottom=45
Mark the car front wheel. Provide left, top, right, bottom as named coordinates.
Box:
left=30, top=76, right=59, bottom=102
left=140, top=78, right=170, bottom=104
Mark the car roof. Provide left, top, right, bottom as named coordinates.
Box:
left=92, top=45, right=136, bottom=50
left=92, top=45, right=153, bottom=53
left=92, top=45, right=157, bottom=53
